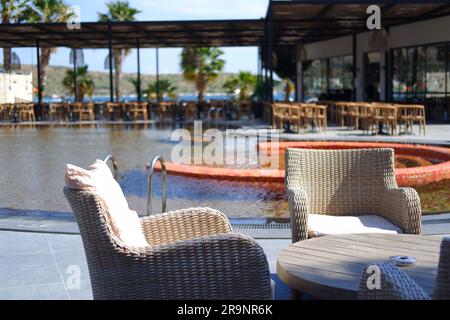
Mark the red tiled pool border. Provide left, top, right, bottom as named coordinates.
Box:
left=157, top=141, right=450, bottom=186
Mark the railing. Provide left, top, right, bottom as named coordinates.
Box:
left=103, top=155, right=119, bottom=181
left=147, top=156, right=167, bottom=215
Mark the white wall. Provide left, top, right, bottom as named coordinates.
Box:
left=297, top=15, right=450, bottom=102
left=0, top=73, right=33, bottom=104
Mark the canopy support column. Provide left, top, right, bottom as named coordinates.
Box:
left=108, top=22, right=114, bottom=103
left=352, top=34, right=357, bottom=101
left=73, top=49, right=78, bottom=102
left=268, top=9, right=274, bottom=103
left=156, top=47, right=160, bottom=103
left=36, top=41, right=42, bottom=104
left=137, top=39, right=141, bottom=102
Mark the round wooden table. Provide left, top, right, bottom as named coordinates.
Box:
left=277, top=233, right=443, bottom=300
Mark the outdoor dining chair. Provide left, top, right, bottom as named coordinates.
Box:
left=285, top=148, right=422, bottom=242
left=359, top=237, right=450, bottom=300
left=18, top=103, right=36, bottom=122
left=64, top=161, right=271, bottom=300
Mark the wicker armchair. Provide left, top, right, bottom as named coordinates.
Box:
left=359, top=237, right=450, bottom=300
left=285, top=148, right=422, bottom=242
left=64, top=187, right=271, bottom=300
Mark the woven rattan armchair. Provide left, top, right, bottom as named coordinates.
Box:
left=64, top=187, right=271, bottom=300
left=359, top=237, right=450, bottom=300
left=285, top=148, right=422, bottom=242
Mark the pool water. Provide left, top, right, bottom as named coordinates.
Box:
left=0, top=123, right=448, bottom=217
left=0, top=123, right=288, bottom=218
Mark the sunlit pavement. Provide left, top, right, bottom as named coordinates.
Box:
left=0, top=213, right=449, bottom=300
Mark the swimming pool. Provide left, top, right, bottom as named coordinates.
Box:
left=0, top=123, right=287, bottom=218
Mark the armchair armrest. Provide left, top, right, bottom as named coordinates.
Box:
left=381, top=188, right=422, bottom=235
left=122, top=233, right=272, bottom=300
left=140, top=207, right=232, bottom=245
left=286, top=186, right=309, bottom=242
left=359, top=262, right=429, bottom=300
left=433, top=237, right=450, bottom=300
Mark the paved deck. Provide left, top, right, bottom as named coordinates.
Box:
left=242, top=123, right=450, bottom=146
left=0, top=212, right=449, bottom=300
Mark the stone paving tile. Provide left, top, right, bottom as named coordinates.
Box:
left=0, top=283, right=69, bottom=300
left=52, top=251, right=90, bottom=282
left=0, top=231, right=51, bottom=256
left=0, top=252, right=63, bottom=288
left=46, top=233, right=84, bottom=253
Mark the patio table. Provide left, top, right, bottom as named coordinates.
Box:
left=277, top=233, right=443, bottom=299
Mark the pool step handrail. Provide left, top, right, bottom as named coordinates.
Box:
left=147, top=156, right=167, bottom=215
left=103, top=155, right=119, bottom=181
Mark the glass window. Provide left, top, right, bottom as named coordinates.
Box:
left=303, top=59, right=328, bottom=99
left=343, top=55, right=353, bottom=90
left=392, top=43, right=450, bottom=101
left=426, top=44, right=447, bottom=95
left=329, top=56, right=344, bottom=90
left=303, top=55, right=352, bottom=100
left=416, top=46, right=427, bottom=100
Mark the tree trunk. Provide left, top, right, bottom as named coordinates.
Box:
left=113, top=49, right=122, bottom=102
left=39, top=47, right=57, bottom=94
left=2, top=16, right=11, bottom=72
left=196, top=73, right=207, bottom=103
left=3, top=47, right=11, bottom=72
left=77, top=83, right=84, bottom=102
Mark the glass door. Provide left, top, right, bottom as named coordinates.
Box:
left=364, top=52, right=381, bottom=101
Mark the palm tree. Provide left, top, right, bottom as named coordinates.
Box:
left=145, top=79, right=177, bottom=101
left=98, top=1, right=140, bottom=101
left=223, top=71, right=257, bottom=101
left=180, top=47, right=225, bottom=102
left=1, top=0, right=29, bottom=72
left=22, top=0, right=73, bottom=91
left=62, top=65, right=95, bottom=102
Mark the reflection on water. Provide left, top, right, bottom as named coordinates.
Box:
left=0, top=124, right=288, bottom=218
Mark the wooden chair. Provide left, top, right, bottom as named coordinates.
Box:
left=237, top=101, right=253, bottom=120
left=287, top=104, right=302, bottom=133
left=313, top=105, right=327, bottom=131
left=301, top=104, right=326, bottom=132
left=0, top=103, right=13, bottom=122
left=184, top=102, right=198, bottom=121
left=397, top=104, right=426, bottom=135
left=18, top=103, right=36, bottom=122
left=126, top=102, right=148, bottom=121
left=335, top=102, right=350, bottom=127
left=370, top=103, right=397, bottom=135
left=80, top=103, right=95, bottom=121
left=272, top=103, right=289, bottom=129
left=49, top=103, right=69, bottom=122
left=106, top=102, right=124, bottom=121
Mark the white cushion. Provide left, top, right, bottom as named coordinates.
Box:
left=308, top=214, right=403, bottom=238
left=65, top=159, right=149, bottom=248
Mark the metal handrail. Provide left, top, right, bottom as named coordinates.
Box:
left=103, top=155, right=119, bottom=181
left=147, top=156, right=167, bottom=216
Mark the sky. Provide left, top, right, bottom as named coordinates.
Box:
left=5, top=0, right=270, bottom=75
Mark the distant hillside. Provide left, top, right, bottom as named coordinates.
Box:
left=13, top=64, right=282, bottom=98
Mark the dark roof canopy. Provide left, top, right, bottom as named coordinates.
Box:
left=0, top=19, right=265, bottom=48
left=270, top=1, right=450, bottom=45
left=0, top=1, right=449, bottom=48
